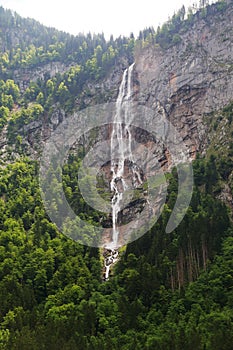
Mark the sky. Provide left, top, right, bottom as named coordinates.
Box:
left=0, top=0, right=212, bottom=39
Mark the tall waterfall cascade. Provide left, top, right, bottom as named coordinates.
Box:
left=104, top=63, right=143, bottom=280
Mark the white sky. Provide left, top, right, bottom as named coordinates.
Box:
left=0, top=0, right=212, bottom=39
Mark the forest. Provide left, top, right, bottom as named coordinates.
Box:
left=0, top=149, right=232, bottom=349
left=0, top=1, right=233, bottom=349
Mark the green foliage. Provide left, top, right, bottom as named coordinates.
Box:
left=0, top=6, right=134, bottom=124
left=137, top=0, right=231, bottom=50
left=8, top=103, right=44, bottom=140
left=0, top=2, right=232, bottom=349
left=0, top=106, right=9, bottom=130
left=0, top=6, right=134, bottom=79
left=0, top=152, right=231, bottom=349
left=216, top=0, right=227, bottom=12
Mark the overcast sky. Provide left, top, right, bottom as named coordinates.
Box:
left=0, top=0, right=214, bottom=39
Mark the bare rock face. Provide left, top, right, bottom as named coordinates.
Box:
left=5, top=4, right=233, bottom=167
left=11, top=59, right=129, bottom=160
left=13, top=62, right=75, bottom=91
left=135, top=3, right=233, bottom=159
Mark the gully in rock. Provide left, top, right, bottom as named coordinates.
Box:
left=104, top=63, right=143, bottom=280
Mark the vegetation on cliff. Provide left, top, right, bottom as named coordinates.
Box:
left=0, top=1, right=233, bottom=349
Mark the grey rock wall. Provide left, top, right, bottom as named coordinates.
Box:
left=135, top=3, right=233, bottom=158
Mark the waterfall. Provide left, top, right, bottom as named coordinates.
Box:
left=110, top=62, right=135, bottom=249
left=104, top=62, right=142, bottom=280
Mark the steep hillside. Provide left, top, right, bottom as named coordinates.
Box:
left=136, top=0, right=233, bottom=158
left=0, top=1, right=233, bottom=349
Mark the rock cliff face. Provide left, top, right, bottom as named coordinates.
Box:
left=135, top=3, right=233, bottom=159
left=11, top=60, right=129, bottom=159
left=3, top=2, right=233, bottom=167
left=13, top=62, right=75, bottom=91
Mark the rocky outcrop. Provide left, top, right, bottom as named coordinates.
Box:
left=14, top=59, right=130, bottom=159
left=3, top=3, right=233, bottom=167
left=13, top=61, right=74, bottom=91
left=135, top=2, right=233, bottom=159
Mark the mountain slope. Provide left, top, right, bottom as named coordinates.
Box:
left=0, top=1, right=233, bottom=349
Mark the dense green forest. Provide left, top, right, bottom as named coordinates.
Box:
left=0, top=1, right=233, bottom=349
left=0, top=153, right=232, bottom=349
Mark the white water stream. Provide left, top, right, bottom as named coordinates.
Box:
left=104, top=63, right=143, bottom=280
